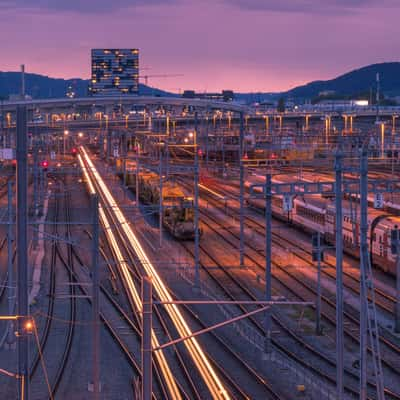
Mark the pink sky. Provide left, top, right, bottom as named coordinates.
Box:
left=1, top=0, right=399, bottom=92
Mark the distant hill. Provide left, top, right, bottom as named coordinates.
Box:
left=2, top=63, right=400, bottom=103
left=0, top=71, right=173, bottom=99
left=233, top=62, right=400, bottom=104
left=283, top=62, right=400, bottom=100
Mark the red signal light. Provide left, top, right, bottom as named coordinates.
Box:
left=41, top=160, right=49, bottom=168
left=72, top=148, right=77, bottom=154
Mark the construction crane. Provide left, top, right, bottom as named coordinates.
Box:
left=140, top=74, right=184, bottom=86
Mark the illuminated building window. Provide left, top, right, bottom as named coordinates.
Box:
left=90, top=48, right=139, bottom=96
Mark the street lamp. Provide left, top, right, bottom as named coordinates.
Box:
left=381, top=122, right=385, bottom=159
left=392, top=115, right=398, bottom=133
left=264, top=115, right=270, bottom=133
left=343, top=115, right=348, bottom=132
left=305, top=114, right=310, bottom=131
left=64, top=130, right=69, bottom=156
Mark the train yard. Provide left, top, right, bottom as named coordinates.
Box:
left=0, top=103, right=400, bottom=400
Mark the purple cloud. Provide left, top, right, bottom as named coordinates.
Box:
left=1, top=0, right=176, bottom=13
left=226, top=0, right=392, bottom=14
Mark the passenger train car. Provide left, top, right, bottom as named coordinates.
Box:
left=245, top=177, right=400, bottom=276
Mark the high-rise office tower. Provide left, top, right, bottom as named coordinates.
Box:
left=89, top=49, right=139, bottom=96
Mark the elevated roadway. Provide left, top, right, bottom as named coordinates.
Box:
left=1, top=95, right=247, bottom=114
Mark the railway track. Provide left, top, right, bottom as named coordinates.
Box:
left=29, top=179, right=76, bottom=399
left=204, top=180, right=400, bottom=346
left=213, top=177, right=398, bottom=314
left=48, top=180, right=77, bottom=398
left=187, top=188, right=400, bottom=399
left=81, top=152, right=194, bottom=399
left=124, top=223, right=281, bottom=400
left=178, top=234, right=368, bottom=398
left=84, top=149, right=284, bottom=399
left=194, top=178, right=399, bottom=319
left=44, top=175, right=170, bottom=399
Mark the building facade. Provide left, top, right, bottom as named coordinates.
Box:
left=89, top=49, right=139, bottom=96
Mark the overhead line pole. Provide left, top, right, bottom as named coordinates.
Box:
left=141, top=276, right=152, bottom=400
left=16, top=105, right=29, bottom=400
left=359, top=149, right=368, bottom=399
left=335, top=150, right=344, bottom=400
left=205, top=109, right=209, bottom=169
left=122, top=133, right=127, bottom=196
left=315, top=232, right=322, bottom=335
left=239, top=112, right=245, bottom=267
left=159, top=147, right=163, bottom=249
left=91, top=194, right=101, bottom=399
left=7, top=181, right=15, bottom=347
left=194, top=112, right=200, bottom=290
left=265, top=173, right=272, bottom=353
left=136, top=138, right=140, bottom=207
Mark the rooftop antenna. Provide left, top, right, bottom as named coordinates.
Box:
left=375, top=72, right=380, bottom=123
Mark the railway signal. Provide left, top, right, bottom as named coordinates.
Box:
left=311, top=233, right=324, bottom=262
left=41, top=160, right=49, bottom=171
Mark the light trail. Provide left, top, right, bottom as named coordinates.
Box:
left=78, top=153, right=182, bottom=400
left=198, top=184, right=226, bottom=201
left=80, top=147, right=230, bottom=400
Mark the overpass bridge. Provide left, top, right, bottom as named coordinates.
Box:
left=1, top=96, right=400, bottom=137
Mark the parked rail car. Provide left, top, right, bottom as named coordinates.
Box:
left=292, top=196, right=326, bottom=235
left=118, top=169, right=197, bottom=240
left=369, top=215, right=400, bottom=275
left=296, top=198, right=400, bottom=276
left=245, top=176, right=400, bottom=276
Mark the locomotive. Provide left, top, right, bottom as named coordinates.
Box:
left=121, top=169, right=197, bottom=240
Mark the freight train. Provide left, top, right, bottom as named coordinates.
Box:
left=246, top=179, right=400, bottom=276
left=121, top=170, right=197, bottom=240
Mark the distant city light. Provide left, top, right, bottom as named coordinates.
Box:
left=354, top=100, right=368, bottom=106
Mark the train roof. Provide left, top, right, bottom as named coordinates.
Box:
left=295, top=195, right=328, bottom=211
left=376, top=215, right=400, bottom=230
left=162, top=182, right=185, bottom=198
